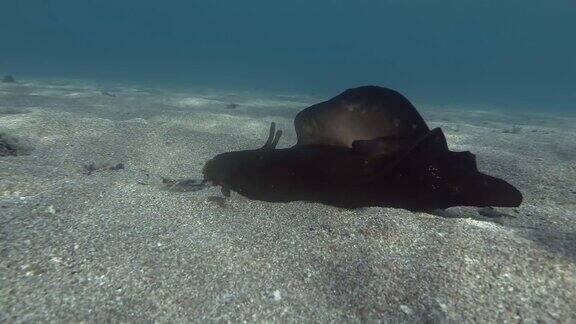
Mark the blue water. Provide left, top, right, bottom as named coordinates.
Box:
left=1, top=0, right=575, bottom=111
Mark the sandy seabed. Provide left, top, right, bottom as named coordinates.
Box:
left=1, top=78, right=575, bottom=323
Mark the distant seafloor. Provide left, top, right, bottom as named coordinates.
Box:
left=1, top=78, right=575, bottom=322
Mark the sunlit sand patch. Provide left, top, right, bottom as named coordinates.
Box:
left=0, top=186, right=27, bottom=198
left=151, top=112, right=270, bottom=139
left=29, top=78, right=99, bottom=89
left=28, top=89, right=98, bottom=98
left=173, top=97, right=224, bottom=107
left=0, top=113, right=37, bottom=128
left=17, top=80, right=101, bottom=98
left=117, top=87, right=165, bottom=95
left=28, top=89, right=67, bottom=97
left=39, top=135, right=64, bottom=144
left=444, top=133, right=472, bottom=146
left=64, top=91, right=102, bottom=98
left=462, top=218, right=505, bottom=230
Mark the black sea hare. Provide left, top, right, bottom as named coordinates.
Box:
left=201, top=86, right=523, bottom=211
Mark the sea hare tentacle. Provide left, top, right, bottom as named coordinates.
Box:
left=271, top=130, right=282, bottom=148
left=262, top=122, right=276, bottom=149
left=261, top=122, right=282, bottom=150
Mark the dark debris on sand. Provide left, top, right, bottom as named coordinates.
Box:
left=478, top=207, right=514, bottom=218
left=0, top=131, right=22, bottom=156
left=2, top=75, right=16, bottom=83
left=83, top=162, right=125, bottom=175
left=206, top=195, right=227, bottom=208
left=101, top=91, right=116, bottom=97
left=161, top=177, right=206, bottom=192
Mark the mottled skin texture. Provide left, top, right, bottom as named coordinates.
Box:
left=201, top=86, right=523, bottom=211
left=295, top=86, right=429, bottom=157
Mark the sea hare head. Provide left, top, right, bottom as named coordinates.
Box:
left=202, top=122, right=283, bottom=190
left=202, top=151, right=243, bottom=187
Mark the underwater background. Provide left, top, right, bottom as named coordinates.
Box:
left=1, top=1, right=575, bottom=323
left=1, top=0, right=575, bottom=112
